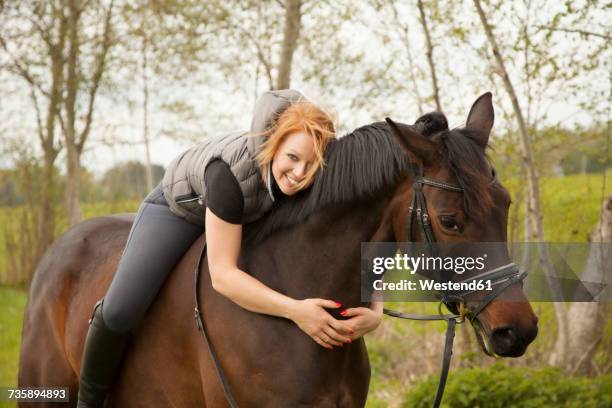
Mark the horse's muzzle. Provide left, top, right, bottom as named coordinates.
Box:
left=490, top=321, right=538, bottom=357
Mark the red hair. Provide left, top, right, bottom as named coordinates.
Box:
left=256, top=102, right=335, bottom=190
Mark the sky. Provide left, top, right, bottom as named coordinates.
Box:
left=1, top=0, right=609, bottom=177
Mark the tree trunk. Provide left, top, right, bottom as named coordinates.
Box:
left=65, top=142, right=83, bottom=226
left=36, top=14, right=65, bottom=262
left=417, top=0, right=442, bottom=111
left=520, top=184, right=535, bottom=272
left=60, top=0, right=114, bottom=225
left=276, top=0, right=302, bottom=90
left=142, top=32, right=153, bottom=192
left=472, top=0, right=568, bottom=366
left=37, top=159, right=57, bottom=261
left=63, top=0, right=83, bottom=225
left=565, top=194, right=611, bottom=375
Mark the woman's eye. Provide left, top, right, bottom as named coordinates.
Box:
left=288, top=154, right=298, bottom=161
left=439, top=216, right=463, bottom=233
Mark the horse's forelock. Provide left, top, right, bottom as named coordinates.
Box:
left=440, top=128, right=495, bottom=223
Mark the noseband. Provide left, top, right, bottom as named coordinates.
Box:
left=383, top=163, right=527, bottom=408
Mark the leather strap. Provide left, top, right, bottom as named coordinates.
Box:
left=194, top=242, right=240, bottom=408
left=433, top=318, right=456, bottom=408
left=383, top=306, right=461, bottom=408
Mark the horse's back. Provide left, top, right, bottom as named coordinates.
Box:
left=18, top=214, right=134, bottom=405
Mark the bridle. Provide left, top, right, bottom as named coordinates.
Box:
left=383, top=163, right=527, bottom=408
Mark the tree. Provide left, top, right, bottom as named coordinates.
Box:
left=277, top=0, right=302, bottom=90
left=59, top=0, right=116, bottom=226
left=564, top=194, right=611, bottom=375
left=0, top=1, right=65, bottom=260
left=371, top=0, right=425, bottom=115
left=473, top=0, right=587, bottom=368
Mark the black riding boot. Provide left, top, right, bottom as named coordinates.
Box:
left=77, top=300, right=129, bottom=408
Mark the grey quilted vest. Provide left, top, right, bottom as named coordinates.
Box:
left=161, top=89, right=307, bottom=226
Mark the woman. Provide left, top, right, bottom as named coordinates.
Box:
left=77, top=90, right=383, bottom=408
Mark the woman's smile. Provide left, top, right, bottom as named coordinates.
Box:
left=272, top=131, right=317, bottom=195
left=286, top=174, right=299, bottom=186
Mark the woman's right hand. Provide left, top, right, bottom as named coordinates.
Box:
left=288, top=299, right=354, bottom=349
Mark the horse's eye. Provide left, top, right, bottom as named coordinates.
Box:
left=439, top=216, right=463, bottom=233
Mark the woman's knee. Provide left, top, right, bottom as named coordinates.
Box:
left=100, top=298, right=139, bottom=333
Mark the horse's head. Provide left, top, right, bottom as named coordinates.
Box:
left=385, top=93, right=538, bottom=357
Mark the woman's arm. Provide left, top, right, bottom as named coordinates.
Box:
left=205, top=208, right=353, bottom=348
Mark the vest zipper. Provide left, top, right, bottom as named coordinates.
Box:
left=176, top=195, right=204, bottom=205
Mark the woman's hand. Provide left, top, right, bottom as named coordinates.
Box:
left=342, top=305, right=383, bottom=340
left=289, top=299, right=354, bottom=349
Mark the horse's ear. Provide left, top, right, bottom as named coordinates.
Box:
left=465, top=92, right=494, bottom=147
left=385, top=117, right=437, bottom=165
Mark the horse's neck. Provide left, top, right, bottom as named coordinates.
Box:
left=247, top=195, right=392, bottom=304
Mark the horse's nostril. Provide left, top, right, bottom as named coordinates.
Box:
left=491, top=327, right=517, bottom=353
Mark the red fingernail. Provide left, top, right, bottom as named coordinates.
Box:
left=334, top=301, right=342, bottom=307
left=340, top=310, right=347, bottom=316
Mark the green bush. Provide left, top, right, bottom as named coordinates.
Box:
left=402, top=364, right=612, bottom=408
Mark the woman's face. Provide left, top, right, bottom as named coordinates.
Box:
left=271, top=131, right=317, bottom=196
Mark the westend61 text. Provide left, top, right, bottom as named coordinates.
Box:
left=372, top=279, right=493, bottom=292
left=372, top=253, right=487, bottom=275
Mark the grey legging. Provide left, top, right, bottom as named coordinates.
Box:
left=103, top=184, right=203, bottom=332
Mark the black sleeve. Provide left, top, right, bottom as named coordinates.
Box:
left=204, top=160, right=244, bottom=224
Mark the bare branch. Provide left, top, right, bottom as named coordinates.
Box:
left=56, top=105, right=67, bottom=136
left=29, top=88, right=44, bottom=145
left=28, top=15, right=54, bottom=48
left=234, top=25, right=274, bottom=89
left=417, top=0, right=442, bottom=111
left=78, top=0, right=115, bottom=151
left=536, top=25, right=611, bottom=41
left=387, top=0, right=424, bottom=115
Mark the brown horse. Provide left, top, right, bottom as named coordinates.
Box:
left=18, top=93, right=537, bottom=407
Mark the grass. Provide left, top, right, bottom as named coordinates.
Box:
left=0, top=172, right=611, bottom=407
left=0, top=287, right=27, bottom=408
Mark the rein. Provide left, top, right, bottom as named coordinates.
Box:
left=194, top=242, right=239, bottom=408
left=192, top=165, right=526, bottom=408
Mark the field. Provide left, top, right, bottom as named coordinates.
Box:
left=0, top=172, right=610, bottom=406
left=0, top=288, right=27, bottom=408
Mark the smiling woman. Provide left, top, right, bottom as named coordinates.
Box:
left=256, top=102, right=335, bottom=194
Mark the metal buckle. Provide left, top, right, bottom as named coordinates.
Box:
left=438, top=301, right=466, bottom=324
